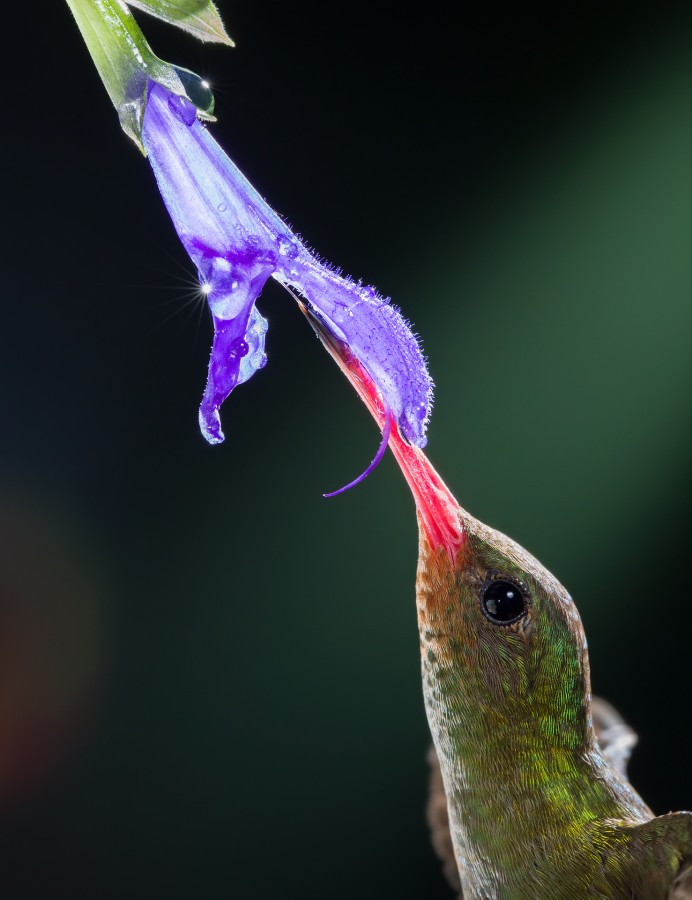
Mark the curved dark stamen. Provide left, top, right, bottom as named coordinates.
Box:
left=323, top=406, right=393, bottom=498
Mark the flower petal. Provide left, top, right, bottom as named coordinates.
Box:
left=143, top=86, right=291, bottom=262
left=142, top=81, right=433, bottom=452
left=278, top=263, right=432, bottom=446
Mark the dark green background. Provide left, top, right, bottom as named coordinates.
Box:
left=0, top=2, right=689, bottom=897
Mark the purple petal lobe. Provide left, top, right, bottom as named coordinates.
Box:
left=276, top=263, right=433, bottom=447
left=199, top=302, right=269, bottom=444
left=197, top=251, right=272, bottom=443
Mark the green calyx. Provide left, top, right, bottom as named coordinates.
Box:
left=64, top=0, right=232, bottom=153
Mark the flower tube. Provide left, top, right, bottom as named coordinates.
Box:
left=142, top=82, right=433, bottom=487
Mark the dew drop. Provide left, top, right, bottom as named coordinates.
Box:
left=278, top=237, right=299, bottom=260
left=217, top=202, right=228, bottom=212
left=229, top=337, right=250, bottom=358
left=167, top=93, right=197, bottom=126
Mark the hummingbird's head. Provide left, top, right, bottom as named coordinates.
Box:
left=415, top=502, right=591, bottom=736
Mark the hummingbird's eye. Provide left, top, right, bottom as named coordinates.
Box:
left=480, top=577, right=528, bottom=625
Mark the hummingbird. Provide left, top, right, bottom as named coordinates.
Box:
left=302, top=306, right=692, bottom=899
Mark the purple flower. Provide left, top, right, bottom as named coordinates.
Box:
left=142, top=82, right=433, bottom=489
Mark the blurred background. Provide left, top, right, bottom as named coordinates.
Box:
left=0, top=1, right=689, bottom=897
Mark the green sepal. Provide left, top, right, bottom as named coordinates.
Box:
left=126, top=0, right=234, bottom=46
left=65, top=0, right=217, bottom=153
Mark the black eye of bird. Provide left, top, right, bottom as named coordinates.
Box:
left=480, top=578, right=528, bottom=625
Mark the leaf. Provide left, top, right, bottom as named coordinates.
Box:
left=126, top=0, right=234, bottom=46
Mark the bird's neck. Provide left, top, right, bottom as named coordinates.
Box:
left=422, top=651, right=651, bottom=898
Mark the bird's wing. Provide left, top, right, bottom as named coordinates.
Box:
left=670, top=863, right=692, bottom=899
left=426, top=743, right=463, bottom=897
left=617, top=811, right=692, bottom=897
left=591, top=695, right=638, bottom=779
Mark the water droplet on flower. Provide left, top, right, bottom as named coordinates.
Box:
left=169, top=64, right=215, bottom=118
left=211, top=291, right=244, bottom=319
left=217, top=202, right=228, bottom=212
left=167, top=93, right=197, bottom=126
left=199, top=257, right=254, bottom=319
left=278, top=237, right=299, bottom=260
left=229, top=337, right=250, bottom=358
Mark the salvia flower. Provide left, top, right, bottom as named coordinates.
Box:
left=142, top=81, right=433, bottom=490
